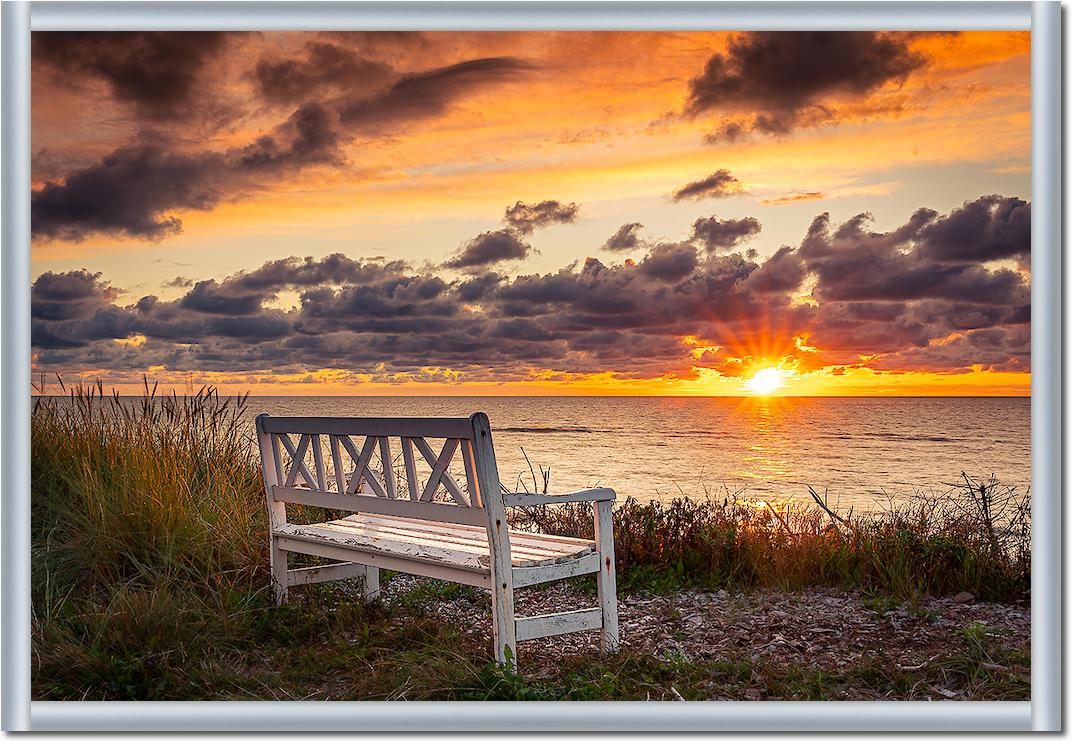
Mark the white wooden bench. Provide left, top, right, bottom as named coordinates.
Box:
left=254, top=412, right=619, bottom=668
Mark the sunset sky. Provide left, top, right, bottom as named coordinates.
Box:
left=30, top=31, right=1031, bottom=396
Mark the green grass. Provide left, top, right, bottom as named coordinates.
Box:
left=30, top=381, right=1030, bottom=700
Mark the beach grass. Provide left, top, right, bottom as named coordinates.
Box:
left=30, top=382, right=1029, bottom=700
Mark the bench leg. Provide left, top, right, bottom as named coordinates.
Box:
left=362, top=565, right=380, bottom=602
left=490, top=575, right=517, bottom=669
left=594, top=500, right=619, bottom=652
left=270, top=539, right=289, bottom=605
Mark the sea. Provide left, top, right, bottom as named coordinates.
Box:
left=242, top=396, right=1031, bottom=512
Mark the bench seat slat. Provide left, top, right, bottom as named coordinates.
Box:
left=274, top=513, right=594, bottom=570
left=324, top=517, right=590, bottom=564
left=302, top=520, right=549, bottom=567
left=360, top=510, right=599, bottom=550
left=346, top=513, right=595, bottom=561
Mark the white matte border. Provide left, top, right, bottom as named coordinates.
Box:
left=2, top=0, right=1058, bottom=732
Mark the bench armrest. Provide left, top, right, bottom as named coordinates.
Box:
left=502, top=487, right=616, bottom=507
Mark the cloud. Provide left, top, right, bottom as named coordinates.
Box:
left=229, top=253, right=408, bottom=291
left=253, top=41, right=395, bottom=105
left=31, top=196, right=1031, bottom=382
left=32, top=52, right=536, bottom=243
left=762, top=192, right=828, bottom=206
left=671, top=169, right=745, bottom=201
left=31, top=269, right=119, bottom=321
left=915, top=195, right=1030, bottom=265
left=637, top=243, right=699, bottom=282
left=233, top=102, right=346, bottom=171
left=178, top=280, right=265, bottom=316
left=33, top=32, right=228, bottom=121
left=31, top=102, right=350, bottom=242
left=690, top=215, right=761, bottom=251
left=602, top=222, right=646, bottom=251
left=31, top=145, right=228, bottom=241
left=503, top=200, right=579, bottom=234
left=445, top=229, right=532, bottom=270
left=338, top=57, right=536, bottom=133
left=685, top=32, right=928, bottom=138
left=740, top=246, right=807, bottom=294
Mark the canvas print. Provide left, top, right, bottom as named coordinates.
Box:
left=30, top=30, right=1030, bottom=702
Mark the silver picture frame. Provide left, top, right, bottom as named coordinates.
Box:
left=2, top=0, right=1060, bottom=731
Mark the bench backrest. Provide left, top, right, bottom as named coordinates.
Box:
left=254, top=412, right=505, bottom=529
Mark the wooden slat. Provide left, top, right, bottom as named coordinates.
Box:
left=279, top=433, right=316, bottom=489
left=270, top=433, right=285, bottom=484
left=312, top=519, right=549, bottom=567
left=378, top=437, right=397, bottom=499
left=323, top=515, right=589, bottom=565
left=348, top=513, right=594, bottom=561
left=272, top=485, right=487, bottom=526
left=401, top=437, right=420, bottom=501
left=311, top=434, right=328, bottom=491
left=260, top=416, right=473, bottom=439
left=276, top=536, right=492, bottom=588
left=413, top=437, right=469, bottom=506
left=460, top=439, right=481, bottom=507
left=512, top=551, right=602, bottom=587
left=503, top=487, right=616, bottom=507
left=322, top=517, right=574, bottom=562
left=286, top=561, right=369, bottom=586
left=329, top=435, right=345, bottom=493
left=420, top=438, right=459, bottom=502
left=515, top=608, right=603, bottom=641
left=275, top=523, right=491, bottom=572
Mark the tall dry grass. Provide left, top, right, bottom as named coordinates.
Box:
left=516, top=478, right=1030, bottom=600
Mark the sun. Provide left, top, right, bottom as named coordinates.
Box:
left=744, top=367, right=787, bottom=395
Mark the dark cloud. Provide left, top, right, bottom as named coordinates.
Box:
left=31, top=145, right=227, bottom=241
left=602, top=222, right=646, bottom=251
left=503, top=200, right=579, bottom=234
left=179, top=280, right=265, bottom=316
left=31, top=196, right=1031, bottom=383
left=31, top=269, right=119, bottom=321
left=740, top=246, right=806, bottom=293
left=34, top=51, right=536, bottom=243
left=229, top=254, right=408, bottom=291
left=637, top=243, right=698, bottom=282
left=338, top=57, right=536, bottom=133
left=799, top=199, right=1029, bottom=308
left=690, top=215, right=761, bottom=251
left=916, top=195, right=1030, bottom=265
left=686, top=32, right=927, bottom=138
left=33, top=32, right=228, bottom=121
left=32, top=103, right=347, bottom=242
left=253, top=41, right=395, bottom=105
left=445, top=230, right=531, bottom=270
left=671, top=169, right=745, bottom=201
left=234, top=102, right=345, bottom=171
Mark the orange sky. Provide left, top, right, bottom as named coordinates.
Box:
left=30, top=31, right=1031, bottom=396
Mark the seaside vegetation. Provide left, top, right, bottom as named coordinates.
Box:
left=31, top=381, right=1029, bottom=700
